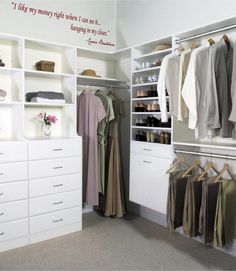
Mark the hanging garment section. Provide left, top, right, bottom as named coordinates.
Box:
left=77, top=87, right=126, bottom=218
left=166, top=156, right=236, bottom=247
left=158, top=34, right=236, bottom=140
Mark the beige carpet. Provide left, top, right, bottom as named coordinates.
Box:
left=0, top=212, right=235, bottom=270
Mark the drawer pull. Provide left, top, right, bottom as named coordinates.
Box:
left=53, top=166, right=63, bottom=170
left=143, top=160, right=152, bottom=164
left=53, top=201, right=63, bottom=205
left=53, top=218, right=63, bottom=223
left=0, top=232, right=4, bottom=236
left=53, top=184, right=63, bottom=187
left=0, top=212, right=3, bottom=216
left=0, top=153, right=3, bottom=155
left=0, top=193, right=4, bottom=196
left=143, top=148, right=152, bottom=151
left=53, top=148, right=63, bottom=151
left=0, top=173, right=3, bottom=176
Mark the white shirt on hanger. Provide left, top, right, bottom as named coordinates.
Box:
left=157, top=52, right=180, bottom=122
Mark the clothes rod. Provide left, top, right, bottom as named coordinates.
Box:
left=175, top=23, right=236, bottom=44
left=77, top=84, right=129, bottom=89
left=174, top=149, right=236, bottom=161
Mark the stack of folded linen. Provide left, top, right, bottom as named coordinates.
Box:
left=25, top=91, right=65, bottom=104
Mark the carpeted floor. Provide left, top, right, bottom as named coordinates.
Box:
left=0, top=212, right=236, bottom=270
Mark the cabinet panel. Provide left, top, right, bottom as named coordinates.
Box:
left=0, top=219, right=28, bottom=243
left=30, top=206, right=82, bottom=234
left=30, top=173, right=81, bottom=197
left=0, top=200, right=28, bottom=223
left=129, top=153, right=170, bottom=214
left=0, top=162, right=28, bottom=183
left=29, top=138, right=82, bottom=160
left=0, top=141, right=28, bottom=163
left=30, top=190, right=81, bottom=216
left=0, top=181, right=28, bottom=204
left=29, top=156, right=82, bottom=179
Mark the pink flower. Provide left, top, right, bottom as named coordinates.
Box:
left=35, top=112, right=58, bottom=125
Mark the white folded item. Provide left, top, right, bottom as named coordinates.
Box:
left=30, top=97, right=66, bottom=104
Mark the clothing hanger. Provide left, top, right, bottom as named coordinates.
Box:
left=214, top=163, right=234, bottom=182
left=191, top=42, right=198, bottom=50
left=174, top=46, right=184, bottom=55
left=223, top=34, right=230, bottom=50
left=182, top=160, right=204, bottom=177
left=208, top=38, right=215, bottom=46
left=197, top=161, right=219, bottom=181
left=166, top=156, right=188, bottom=174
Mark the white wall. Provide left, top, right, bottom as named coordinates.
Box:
left=116, top=0, right=236, bottom=48
left=0, top=0, right=116, bottom=51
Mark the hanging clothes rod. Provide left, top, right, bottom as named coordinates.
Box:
left=175, top=23, right=236, bottom=44
left=77, top=84, right=129, bottom=89
left=174, top=149, right=236, bottom=161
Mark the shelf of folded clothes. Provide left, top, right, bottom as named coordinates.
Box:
left=25, top=91, right=67, bottom=106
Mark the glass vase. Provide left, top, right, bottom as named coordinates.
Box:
left=42, top=124, right=51, bottom=139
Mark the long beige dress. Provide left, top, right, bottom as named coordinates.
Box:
left=77, top=90, right=106, bottom=206
left=105, top=94, right=126, bottom=217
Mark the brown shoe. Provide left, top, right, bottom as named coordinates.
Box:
left=164, top=132, right=171, bottom=144
left=160, top=132, right=165, bottom=144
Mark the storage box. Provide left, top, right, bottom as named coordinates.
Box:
left=35, top=61, right=55, bottom=72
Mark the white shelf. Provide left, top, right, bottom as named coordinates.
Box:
left=24, top=102, right=73, bottom=108
left=77, top=75, right=128, bottom=88
left=133, top=48, right=172, bottom=61
left=173, top=141, right=236, bottom=150
left=0, top=101, right=22, bottom=106
left=132, top=112, right=170, bottom=115
left=0, top=67, right=22, bottom=74
left=25, top=70, right=75, bottom=79
left=132, top=96, right=169, bottom=101
left=132, top=126, right=171, bottom=131
left=132, top=66, right=160, bottom=73
left=132, top=82, right=157, bottom=87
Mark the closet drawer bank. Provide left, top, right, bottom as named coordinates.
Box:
left=30, top=173, right=82, bottom=197
left=29, top=156, right=82, bottom=179
left=0, top=200, right=28, bottom=223
left=30, top=206, right=82, bottom=235
left=0, top=141, right=28, bottom=163
left=29, top=138, right=82, bottom=160
left=30, top=190, right=82, bottom=216
left=0, top=161, right=28, bottom=183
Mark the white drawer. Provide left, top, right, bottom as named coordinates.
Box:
left=29, top=138, right=82, bottom=160
left=30, top=206, right=82, bottom=234
left=29, top=157, right=82, bottom=179
left=0, top=162, right=28, bottom=183
left=131, top=141, right=173, bottom=159
left=30, top=190, right=81, bottom=216
left=0, top=200, right=28, bottom=223
left=0, top=218, right=28, bottom=243
left=0, top=141, right=28, bottom=163
left=30, top=173, right=81, bottom=197
left=0, top=181, right=28, bottom=204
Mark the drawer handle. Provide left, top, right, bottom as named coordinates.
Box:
left=0, top=232, right=4, bottom=236
left=0, top=212, right=3, bottom=216
left=0, top=173, right=3, bottom=176
left=53, top=218, right=63, bottom=223
left=53, top=184, right=63, bottom=187
left=53, top=201, right=63, bottom=205
left=0, top=193, right=4, bottom=196
left=0, top=153, right=3, bottom=155
left=53, top=166, right=63, bottom=170
left=143, top=160, right=152, bottom=164
left=53, top=148, right=63, bottom=151
left=143, top=148, right=152, bottom=151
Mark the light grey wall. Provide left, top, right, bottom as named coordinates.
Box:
left=116, top=0, right=236, bottom=49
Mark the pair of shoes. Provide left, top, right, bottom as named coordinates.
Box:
left=161, top=118, right=171, bottom=128
left=147, top=102, right=160, bottom=112
left=137, top=89, right=148, bottom=98
left=136, top=130, right=146, bottom=141
left=146, top=116, right=160, bottom=127
left=135, top=117, right=147, bottom=126
left=134, top=103, right=147, bottom=112
left=160, top=132, right=171, bottom=144
left=147, top=132, right=158, bottom=143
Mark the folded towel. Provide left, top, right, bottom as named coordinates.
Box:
left=25, top=91, right=65, bottom=102
left=30, top=97, right=66, bottom=104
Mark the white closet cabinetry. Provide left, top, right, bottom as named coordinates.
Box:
left=0, top=141, right=29, bottom=251
left=29, top=138, right=82, bottom=243
left=129, top=38, right=173, bottom=215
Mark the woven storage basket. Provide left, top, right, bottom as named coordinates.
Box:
left=35, top=61, right=55, bottom=72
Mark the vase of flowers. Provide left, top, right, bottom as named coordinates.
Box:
left=35, top=112, right=58, bottom=139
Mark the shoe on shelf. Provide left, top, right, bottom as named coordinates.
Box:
left=134, top=103, right=147, bottom=112
left=146, top=131, right=151, bottom=142
left=136, top=90, right=141, bottom=98
left=147, top=104, right=152, bottom=112
left=151, top=102, right=160, bottom=112
left=140, top=118, right=147, bottom=127
left=135, top=117, right=141, bottom=126
left=164, top=132, right=171, bottom=144
left=146, top=116, right=152, bottom=127
left=151, top=116, right=160, bottom=127
left=140, top=90, right=148, bottom=97
left=160, top=132, right=165, bottom=144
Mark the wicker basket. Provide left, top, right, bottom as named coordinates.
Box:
left=35, top=61, right=55, bottom=72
